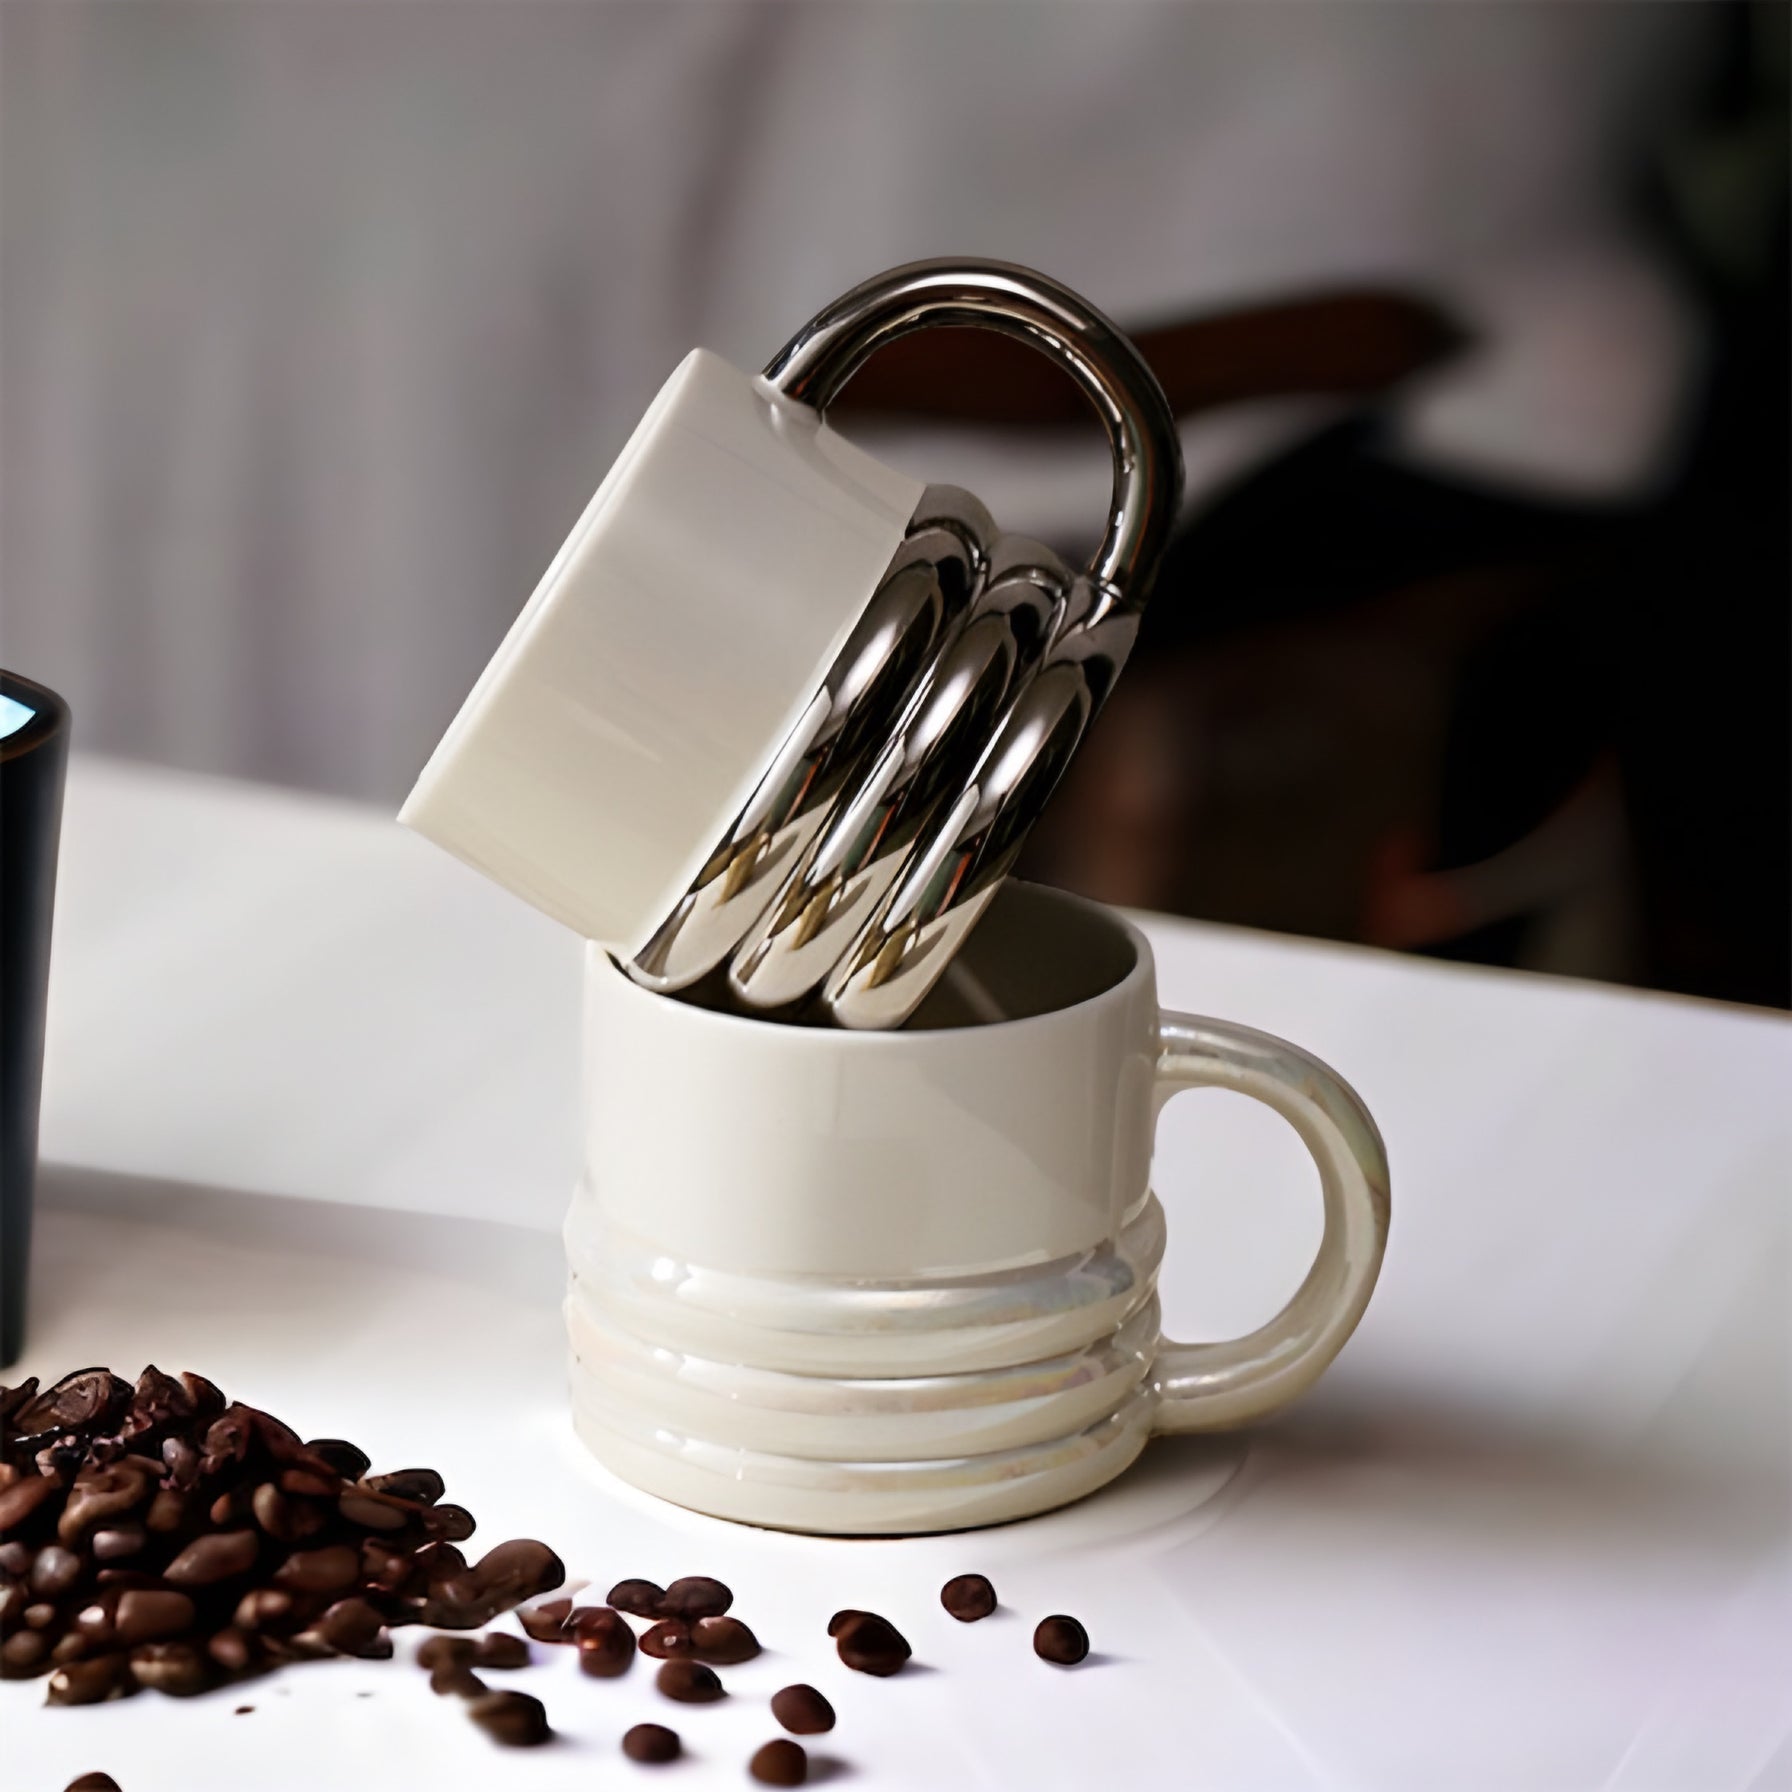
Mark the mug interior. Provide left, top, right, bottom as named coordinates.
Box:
left=905, top=882, right=1138, bottom=1030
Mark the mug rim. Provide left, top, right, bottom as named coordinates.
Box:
left=588, top=881, right=1153, bottom=1047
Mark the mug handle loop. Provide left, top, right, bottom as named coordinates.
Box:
left=761, top=258, right=1183, bottom=606
left=1149, top=1013, right=1390, bottom=1432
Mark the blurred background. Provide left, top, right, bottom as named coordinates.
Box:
left=3, top=0, right=1785, bottom=1008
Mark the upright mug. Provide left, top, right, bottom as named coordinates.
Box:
left=566, top=883, right=1389, bottom=1534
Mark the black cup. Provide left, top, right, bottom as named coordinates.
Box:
left=1, top=670, right=69, bottom=1367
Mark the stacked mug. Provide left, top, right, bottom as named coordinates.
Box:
left=403, top=260, right=1390, bottom=1534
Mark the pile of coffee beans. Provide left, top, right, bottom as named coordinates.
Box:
left=0, top=1367, right=563, bottom=1706
left=10, top=1367, right=1097, bottom=1788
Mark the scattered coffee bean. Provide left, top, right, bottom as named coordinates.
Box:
left=941, top=1573, right=996, bottom=1622
left=364, top=1468, right=444, bottom=1504
left=655, top=1659, right=724, bottom=1703
left=0, top=1540, right=29, bottom=1574
left=826, top=1608, right=871, bottom=1637
left=517, top=1597, right=573, bottom=1643
left=750, top=1738, right=809, bottom=1785
left=64, top=1775, right=122, bottom=1791
left=207, top=1628, right=255, bottom=1674
left=471, top=1539, right=565, bottom=1605
left=575, top=1607, right=637, bottom=1679
left=468, top=1689, right=552, bottom=1747
left=691, top=1615, right=759, bottom=1664
left=0, top=1470, right=59, bottom=1532
left=235, top=1704, right=254, bottom=1715
left=430, top=1663, right=489, bottom=1699
left=416, top=1635, right=476, bottom=1670
left=835, top=1611, right=911, bottom=1677
left=252, top=1482, right=323, bottom=1543
left=164, top=1529, right=259, bottom=1587
left=3, top=1629, right=50, bottom=1673
left=1032, top=1614, right=1089, bottom=1665
left=338, top=1491, right=409, bottom=1533
left=424, top=1503, right=475, bottom=1543
left=660, top=1575, right=732, bottom=1619
left=29, top=1545, right=85, bottom=1596
left=127, top=1641, right=210, bottom=1696
left=622, top=1721, right=682, bottom=1763
left=606, top=1577, right=665, bottom=1617
left=473, top=1632, right=530, bottom=1670
left=90, top=1526, right=146, bottom=1562
left=24, top=1600, right=56, bottom=1628
left=233, top=1587, right=295, bottom=1631
left=640, top=1619, right=694, bottom=1659
left=304, top=1595, right=391, bottom=1658
left=770, top=1683, right=835, bottom=1735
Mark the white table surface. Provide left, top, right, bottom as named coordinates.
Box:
left=11, top=755, right=1790, bottom=1791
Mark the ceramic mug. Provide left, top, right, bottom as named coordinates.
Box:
left=565, top=882, right=1389, bottom=1534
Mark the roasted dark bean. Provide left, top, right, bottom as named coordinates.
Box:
left=424, top=1503, right=475, bottom=1543
left=128, top=1640, right=210, bottom=1696
left=468, top=1689, right=552, bottom=1746
left=941, top=1573, right=996, bottom=1621
left=274, top=1544, right=359, bottom=1595
left=691, top=1615, right=759, bottom=1664
left=430, top=1663, right=489, bottom=1698
left=24, top=1600, right=56, bottom=1628
left=750, top=1739, right=809, bottom=1785
left=472, top=1539, right=565, bottom=1604
left=252, top=1482, right=324, bottom=1543
left=416, top=1634, right=477, bottom=1669
left=233, top=1587, right=296, bottom=1631
left=17, top=1369, right=132, bottom=1438
left=114, top=1589, right=196, bottom=1647
left=305, top=1596, right=391, bottom=1658
left=0, top=1472, right=59, bottom=1533
left=277, top=1468, right=339, bottom=1499
left=835, top=1611, right=910, bottom=1677
left=303, top=1438, right=370, bottom=1480
left=606, top=1577, right=665, bottom=1616
left=659, top=1575, right=731, bottom=1619
left=57, top=1467, right=150, bottom=1545
left=338, top=1492, right=410, bottom=1532
left=771, top=1683, right=835, bottom=1735
left=575, top=1608, right=636, bottom=1679
left=622, top=1721, right=682, bottom=1763
left=91, top=1525, right=146, bottom=1562
left=365, top=1468, right=444, bottom=1504
left=826, top=1608, right=870, bottom=1637
left=640, top=1619, right=694, bottom=1660
left=473, top=1632, right=530, bottom=1670
left=29, top=1544, right=83, bottom=1596
left=0, top=1540, right=29, bottom=1574
left=207, top=1627, right=256, bottom=1674
left=1032, top=1614, right=1089, bottom=1665
left=165, top=1529, right=259, bottom=1586
left=655, top=1659, right=724, bottom=1703
left=47, top=1653, right=129, bottom=1704
left=64, top=1775, right=123, bottom=1791
left=2, top=1629, right=50, bottom=1673
left=518, top=1597, right=573, bottom=1642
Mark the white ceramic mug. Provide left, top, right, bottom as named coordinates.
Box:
left=566, top=882, right=1389, bottom=1534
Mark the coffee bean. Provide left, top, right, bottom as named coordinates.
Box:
left=473, top=1632, right=530, bottom=1670
left=50, top=1630, right=90, bottom=1664
left=58, top=1467, right=150, bottom=1545
left=417, top=1635, right=476, bottom=1669
left=750, top=1739, right=809, bottom=1785
left=941, top=1573, right=996, bottom=1622
left=691, top=1615, right=759, bottom=1664
left=251, top=1482, right=326, bottom=1543
left=25, top=1600, right=56, bottom=1628
left=91, top=1525, right=146, bottom=1562
left=770, top=1683, right=835, bottom=1735
left=274, top=1544, right=359, bottom=1595
left=3, top=1629, right=51, bottom=1673
left=0, top=1581, right=27, bottom=1626
left=16, top=1369, right=132, bottom=1439
left=365, top=1468, right=444, bottom=1504
left=655, top=1659, right=724, bottom=1703
left=472, top=1539, right=565, bottom=1605
left=835, top=1612, right=910, bottom=1677
left=306, top=1596, right=391, bottom=1658
left=114, top=1589, right=196, bottom=1647
left=165, top=1529, right=260, bottom=1586
left=622, top=1721, right=681, bottom=1763
left=144, top=1489, right=192, bottom=1535
left=337, top=1492, right=410, bottom=1533
left=660, top=1575, right=731, bottom=1619
left=209, top=1486, right=253, bottom=1527
left=0, top=1540, right=29, bottom=1574
left=640, top=1619, right=694, bottom=1660
left=1032, top=1614, right=1089, bottom=1665
left=233, top=1587, right=296, bottom=1631
left=826, top=1608, right=870, bottom=1637
left=416, top=1574, right=496, bottom=1630
left=430, top=1664, right=489, bottom=1698
left=468, top=1689, right=552, bottom=1747
left=207, top=1627, right=256, bottom=1674
left=0, top=1471, right=58, bottom=1534
left=606, top=1577, right=665, bottom=1617
left=424, top=1503, right=474, bottom=1543
left=575, top=1608, right=636, bottom=1679
left=518, top=1597, right=573, bottom=1643
left=47, top=1653, right=129, bottom=1705
left=304, top=1439, right=370, bottom=1480
left=64, top=1775, right=122, bottom=1791
left=29, top=1544, right=84, bottom=1596
left=128, top=1640, right=210, bottom=1696
left=277, top=1468, right=339, bottom=1499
